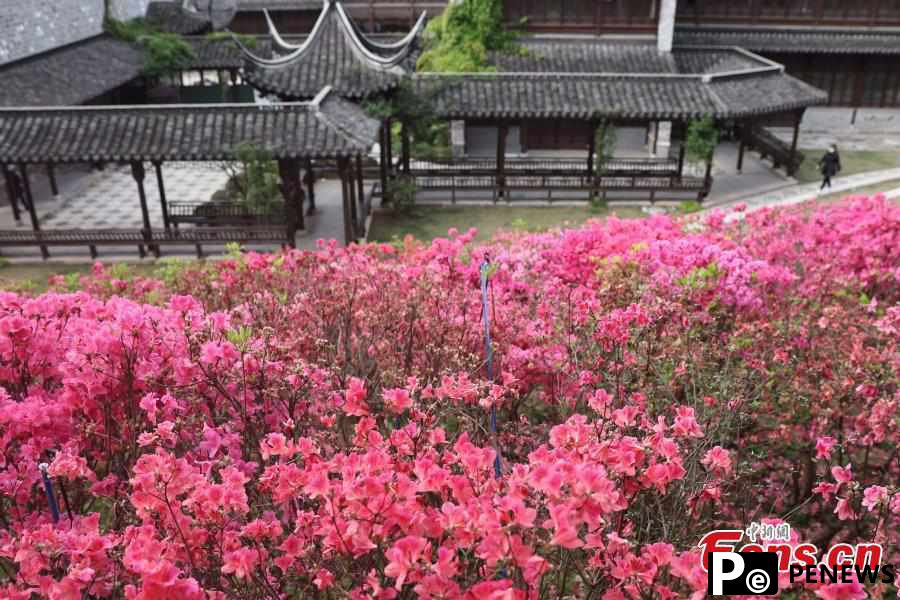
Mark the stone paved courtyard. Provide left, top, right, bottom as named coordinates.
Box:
left=0, top=161, right=362, bottom=259
left=39, top=162, right=229, bottom=230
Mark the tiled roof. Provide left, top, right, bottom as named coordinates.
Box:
left=146, top=2, right=215, bottom=35
left=492, top=41, right=763, bottom=74
left=236, top=1, right=423, bottom=99
left=185, top=34, right=407, bottom=70
left=675, top=27, right=900, bottom=55
left=413, top=70, right=827, bottom=120
left=412, top=40, right=828, bottom=120
left=186, top=36, right=265, bottom=69
left=0, top=90, right=380, bottom=163
left=0, top=36, right=144, bottom=107
left=408, top=39, right=826, bottom=120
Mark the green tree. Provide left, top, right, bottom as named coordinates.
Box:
left=105, top=17, right=196, bottom=77
left=685, top=116, right=719, bottom=164
left=416, top=0, right=516, bottom=73
left=365, top=78, right=452, bottom=160
left=221, top=143, right=282, bottom=214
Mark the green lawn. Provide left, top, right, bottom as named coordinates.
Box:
left=0, top=262, right=161, bottom=293
left=368, top=205, right=645, bottom=243
left=795, top=149, right=900, bottom=184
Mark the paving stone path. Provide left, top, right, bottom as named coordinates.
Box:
left=706, top=168, right=900, bottom=214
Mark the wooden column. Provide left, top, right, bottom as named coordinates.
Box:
left=348, top=159, right=359, bottom=238
left=736, top=136, right=746, bottom=173
left=677, top=140, right=686, bottom=176
left=1, top=165, right=21, bottom=223
left=130, top=161, right=156, bottom=258
left=401, top=121, right=411, bottom=174
left=339, top=159, right=353, bottom=245
left=385, top=117, right=394, bottom=176
left=305, top=159, right=316, bottom=215
left=586, top=121, right=598, bottom=176
left=496, top=122, right=508, bottom=202
left=47, top=163, right=59, bottom=197
left=278, top=158, right=304, bottom=247
left=703, top=156, right=714, bottom=191
left=355, top=155, right=365, bottom=235
left=152, top=161, right=171, bottom=230
left=20, top=164, right=49, bottom=259
left=788, top=110, right=803, bottom=176
left=379, top=120, right=389, bottom=205
left=520, top=122, right=529, bottom=155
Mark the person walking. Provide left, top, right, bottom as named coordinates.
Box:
left=818, top=145, right=841, bottom=191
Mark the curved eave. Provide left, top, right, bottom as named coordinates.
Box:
left=243, top=68, right=401, bottom=101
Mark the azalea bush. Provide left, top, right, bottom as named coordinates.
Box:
left=0, top=196, right=898, bottom=599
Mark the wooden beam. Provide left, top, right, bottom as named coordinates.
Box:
left=130, top=161, right=158, bottom=258
left=20, top=164, right=48, bottom=259
left=152, top=161, right=171, bottom=230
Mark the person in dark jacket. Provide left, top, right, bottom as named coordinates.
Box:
left=818, top=145, right=841, bottom=190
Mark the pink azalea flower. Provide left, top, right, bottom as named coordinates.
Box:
left=701, top=446, right=733, bottom=476
left=384, top=387, right=413, bottom=414
left=816, top=436, right=837, bottom=460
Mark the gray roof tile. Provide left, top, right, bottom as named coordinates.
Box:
left=0, top=36, right=144, bottom=107
left=0, top=92, right=379, bottom=163
left=675, top=27, right=900, bottom=55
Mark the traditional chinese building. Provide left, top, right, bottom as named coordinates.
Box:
left=0, top=0, right=888, bottom=256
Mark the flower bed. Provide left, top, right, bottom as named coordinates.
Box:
left=0, top=197, right=898, bottom=599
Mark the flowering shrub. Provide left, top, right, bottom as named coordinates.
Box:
left=0, top=196, right=898, bottom=598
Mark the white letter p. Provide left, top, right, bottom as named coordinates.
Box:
left=711, top=552, right=745, bottom=595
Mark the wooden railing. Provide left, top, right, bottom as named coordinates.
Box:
left=0, top=226, right=292, bottom=260
left=380, top=173, right=709, bottom=204
left=168, top=201, right=287, bottom=227
left=407, top=156, right=680, bottom=177
left=740, top=126, right=804, bottom=176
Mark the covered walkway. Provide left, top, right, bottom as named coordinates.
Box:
left=0, top=88, right=380, bottom=258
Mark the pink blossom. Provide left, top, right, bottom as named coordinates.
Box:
left=701, top=446, right=733, bottom=476
left=384, top=387, right=413, bottom=414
